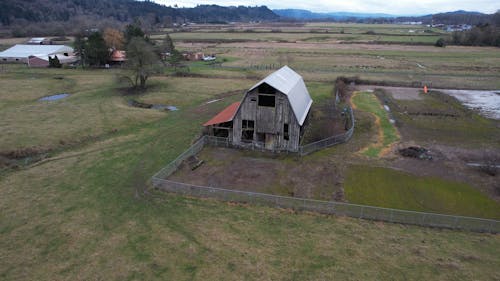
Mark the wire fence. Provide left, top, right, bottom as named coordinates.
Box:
left=299, top=107, right=355, bottom=156
left=152, top=134, right=500, bottom=234
left=151, top=105, right=499, bottom=233
left=152, top=175, right=500, bottom=233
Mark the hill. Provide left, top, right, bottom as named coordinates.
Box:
left=0, top=0, right=278, bottom=26
left=274, top=9, right=494, bottom=25
left=274, top=9, right=396, bottom=20
left=396, top=10, right=493, bottom=25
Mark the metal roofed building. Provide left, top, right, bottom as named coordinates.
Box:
left=0, top=44, right=74, bottom=64
left=204, top=66, right=313, bottom=152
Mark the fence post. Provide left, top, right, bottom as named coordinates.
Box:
left=389, top=209, right=394, bottom=223
left=488, top=220, right=494, bottom=233
left=421, top=214, right=426, bottom=226
left=359, top=206, right=364, bottom=219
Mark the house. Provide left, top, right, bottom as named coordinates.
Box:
left=182, top=52, right=204, bottom=61
left=0, top=44, right=74, bottom=64
left=109, top=50, right=126, bottom=64
left=204, top=66, right=313, bottom=152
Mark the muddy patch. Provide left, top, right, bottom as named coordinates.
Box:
left=356, top=86, right=423, bottom=100
left=128, top=99, right=178, bottom=111
left=169, top=147, right=343, bottom=201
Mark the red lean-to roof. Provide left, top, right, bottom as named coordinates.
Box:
left=203, top=102, right=241, bottom=126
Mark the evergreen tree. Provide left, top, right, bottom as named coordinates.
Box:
left=49, top=55, right=62, bottom=68
left=86, top=32, right=109, bottom=66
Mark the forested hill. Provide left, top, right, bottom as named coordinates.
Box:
left=0, top=0, right=279, bottom=26
left=274, top=9, right=496, bottom=25
left=178, top=5, right=278, bottom=23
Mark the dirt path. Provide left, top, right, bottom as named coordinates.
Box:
left=356, top=85, right=423, bottom=100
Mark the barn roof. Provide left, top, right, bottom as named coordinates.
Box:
left=0, top=44, right=73, bottom=59
left=248, top=66, right=312, bottom=125
left=203, top=102, right=241, bottom=126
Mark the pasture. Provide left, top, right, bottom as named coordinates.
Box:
left=1, top=22, right=499, bottom=280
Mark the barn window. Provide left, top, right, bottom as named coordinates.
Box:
left=241, top=120, right=254, bottom=141
left=258, top=83, right=276, bottom=94
left=213, top=128, right=229, bottom=138
left=284, top=124, right=289, bottom=141
left=258, top=95, right=275, bottom=107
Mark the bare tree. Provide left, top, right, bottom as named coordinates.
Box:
left=123, top=37, right=159, bottom=90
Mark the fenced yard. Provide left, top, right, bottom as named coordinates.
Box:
left=151, top=131, right=500, bottom=234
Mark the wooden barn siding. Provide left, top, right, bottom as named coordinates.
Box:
left=232, top=89, right=301, bottom=151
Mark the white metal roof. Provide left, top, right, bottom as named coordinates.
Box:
left=28, top=37, right=47, bottom=43
left=0, top=44, right=73, bottom=59
left=249, top=66, right=313, bottom=125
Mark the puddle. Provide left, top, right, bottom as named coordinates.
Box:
left=440, top=89, right=500, bottom=120
left=39, top=93, right=70, bottom=101
left=128, top=99, right=178, bottom=111
left=151, top=104, right=178, bottom=111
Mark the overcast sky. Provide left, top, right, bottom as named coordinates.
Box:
left=154, top=0, right=499, bottom=15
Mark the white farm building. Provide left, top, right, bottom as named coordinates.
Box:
left=0, top=44, right=75, bottom=65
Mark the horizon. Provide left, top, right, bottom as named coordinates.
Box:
left=154, top=0, right=499, bottom=15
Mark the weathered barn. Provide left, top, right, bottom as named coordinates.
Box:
left=204, top=66, right=312, bottom=152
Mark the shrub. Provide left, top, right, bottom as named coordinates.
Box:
left=435, top=38, right=446, bottom=47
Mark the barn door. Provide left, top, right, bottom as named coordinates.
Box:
left=265, top=134, right=275, bottom=150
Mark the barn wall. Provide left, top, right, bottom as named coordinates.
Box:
left=232, top=87, right=301, bottom=152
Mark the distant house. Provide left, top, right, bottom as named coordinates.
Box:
left=109, top=50, right=126, bottom=64
left=204, top=66, right=313, bottom=152
left=27, top=37, right=51, bottom=45
left=0, top=44, right=75, bottom=65
left=182, top=52, right=204, bottom=61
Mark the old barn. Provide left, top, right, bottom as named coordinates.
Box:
left=204, top=66, right=312, bottom=152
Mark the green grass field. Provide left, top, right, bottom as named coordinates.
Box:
left=345, top=165, right=500, bottom=219
left=1, top=24, right=500, bottom=280
left=1, top=69, right=499, bottom=279
left=351, top=91, right=399, bottom=157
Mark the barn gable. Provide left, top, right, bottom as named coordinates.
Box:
left=248, top=65, right=312, bottom=125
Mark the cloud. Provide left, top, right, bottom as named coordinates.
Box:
left=155, top=0, right=499, bottom=15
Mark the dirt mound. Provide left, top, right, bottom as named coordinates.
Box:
left=398, top=146, right=433, bottom=160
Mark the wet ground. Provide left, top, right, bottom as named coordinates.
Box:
left=38, top=93, right=70, bottom=101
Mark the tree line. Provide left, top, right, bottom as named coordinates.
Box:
left=0, top=0, right=278, bottom=37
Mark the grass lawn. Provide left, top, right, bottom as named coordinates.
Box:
left=351, top=91, right=400, bottom=157
left=344, top=165, right=500, bottom=219
left=1, top=28, right=500, bottom=280
left=1, top=100, right=499, bottom=280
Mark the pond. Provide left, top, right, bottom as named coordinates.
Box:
left=38, top=93, right=70, bottom=101
left=441, top=90, right=500, bottom=120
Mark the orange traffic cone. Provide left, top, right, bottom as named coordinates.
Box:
left=424, top=85, right=428, bottom=94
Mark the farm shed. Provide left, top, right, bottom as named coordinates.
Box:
left=204, top=66, right=313, bottom=152
left=0, top=44, right=74, bottom=64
